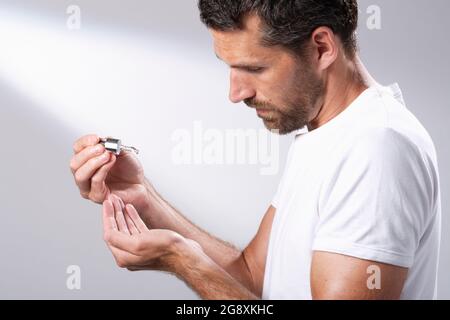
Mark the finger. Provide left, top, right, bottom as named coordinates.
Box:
left=70, top=144, right=105, bottom=174
left=110, top=194, right=130, bottom=235
left=74, top=151, right=111, bottom=195
left=117, top=197, right=139, bottom=234
left=119, top=197, right=139, bottom=235
left=115, top=197, right=140, bottom=235
left=125, top=204, right=148, bottom=232
left=124, top=212, right=139, bottom=235
left=102, top=200, right=118, bottom=233
left=90, top=154, right=116, bottom=193
left=118, top=197, right=125, bottom=210
left=73, top=134, right=100, bottom=154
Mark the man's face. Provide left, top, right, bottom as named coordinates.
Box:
left=212, top=15, right=325, bottom=135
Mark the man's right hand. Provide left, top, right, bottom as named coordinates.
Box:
left=70, top=134, right=150, bottom=211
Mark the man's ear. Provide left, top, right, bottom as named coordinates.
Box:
left=310, top=26, right=339, bottom=71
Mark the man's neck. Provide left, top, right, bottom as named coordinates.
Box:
left=308, top=58, right=368, bottom=131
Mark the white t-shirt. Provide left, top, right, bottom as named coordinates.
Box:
left=263, top=84, right=441, bottom=300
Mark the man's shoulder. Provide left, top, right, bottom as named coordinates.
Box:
left=344, top=84, right=437, bottom=166
left=351, top=127, right=424, bottom=160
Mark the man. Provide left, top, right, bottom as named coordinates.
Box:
left=70, top=0, right=441, bottom=299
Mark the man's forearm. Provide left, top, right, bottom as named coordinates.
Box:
left=172, top=239, right=259, bottom=300
left=140, top=179, right=256, bottom=293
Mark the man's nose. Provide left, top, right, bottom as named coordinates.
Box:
left=229, top=70, right=256, bottom=104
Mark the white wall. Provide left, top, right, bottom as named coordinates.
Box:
left=0, top=0, right=448, bottom=299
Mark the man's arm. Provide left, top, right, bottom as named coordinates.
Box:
left=311, top=251, right=408, bottom=299
left=141, top=179, right=275, bottom=297
left=103, top=194, right=264, bottom=299
left=172, top=238, right=260, bottom=300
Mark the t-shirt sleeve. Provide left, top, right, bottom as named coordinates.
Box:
left=312, top=128, right=434, bottom=268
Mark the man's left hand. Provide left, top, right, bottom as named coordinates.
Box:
left=102, top=194, right=196, bottom=273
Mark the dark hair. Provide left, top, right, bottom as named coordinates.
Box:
left=198, top=0, right=359, bottom=58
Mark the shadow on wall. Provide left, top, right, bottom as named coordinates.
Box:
left=0, top=79, right=197, bottom=299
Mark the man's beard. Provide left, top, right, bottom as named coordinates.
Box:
left=245, top=63, right=324, bottom=135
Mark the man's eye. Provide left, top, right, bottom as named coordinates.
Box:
left=245, top=67, right=264, bottom=73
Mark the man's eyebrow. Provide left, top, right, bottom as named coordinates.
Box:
left=215, top=53, right=262, bottom=69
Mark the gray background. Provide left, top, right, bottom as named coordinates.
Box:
left=0, top=0, right=448, bottom=299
